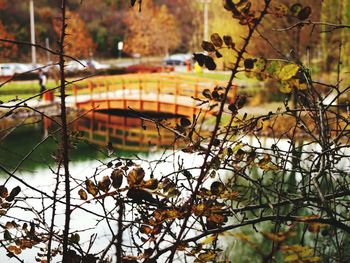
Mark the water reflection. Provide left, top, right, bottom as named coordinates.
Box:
left=0, top=111, right=179, bottom=175
left=73, top=110, right=179, bottom=153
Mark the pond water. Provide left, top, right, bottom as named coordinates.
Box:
left=0, top=112, right=203, bottom=262
left=2, top=112, right=349, bottom=262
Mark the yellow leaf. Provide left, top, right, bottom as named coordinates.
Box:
left=279, top=81, right=292, bottom=93
left=258, top=158, right=280, bottom=171
left=201, top=235, right=217, bottom=245
left=197, top=251, right=216, bottom=262
left=163, top=209, right=182, bottom=220
left=262, top=232, right=286, bottom=242
left=278, top=63, right=299, bottom=81
left=285, top=254, right=299, bottom=262
left=220, top=191, right=239, bottom=199
left=193, top=203, right=206, bottom=216
left=301, top=247, right=313, bottom=258
left=307, top=256, right=321, bottom=262
left=298, top=82, right=308, bottom=90
left=233, top=232, right=251, bottom=242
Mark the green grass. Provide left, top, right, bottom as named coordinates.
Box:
left=0, top=80, right=59, bottom=102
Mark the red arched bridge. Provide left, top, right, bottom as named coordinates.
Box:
left=70, top=73, right=237, bottom=117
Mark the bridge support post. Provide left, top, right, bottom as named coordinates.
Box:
left=73, top=85, right=77, bottom=107
left=157, top=80, right=161, bottom=112
left=106, top=81, right=110, bottom=109
left=89, top=81, right=93, bottom=101
left=139, top=79, right=143, bottom=111
left=175, top=80, right=179, bottom=115
left=122, top=79, right=126, bottom=110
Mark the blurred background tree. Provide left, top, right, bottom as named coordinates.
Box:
left=53, top=10, right=95, bottom=58
left=0, top=0, right=349, bottom=65
left=0, top=24, right=17, bottom=58
left=124, top=1, right=180, bottom=56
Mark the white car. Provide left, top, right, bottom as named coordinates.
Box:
left=0, top=63, right=45, bottom=76
left=65, top=59, right=110, bottom=72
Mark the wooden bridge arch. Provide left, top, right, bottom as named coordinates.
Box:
left=72, top=73, right=237, bottom=117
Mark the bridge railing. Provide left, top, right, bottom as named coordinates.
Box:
left=72, top=73, right=237, bottom=115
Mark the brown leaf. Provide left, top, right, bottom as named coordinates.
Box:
left=208, top=213, right=226, bottom=224
left=0, top=185, right=8, bottom=198
left=162, top=178, right=175, bottom=193
left=127, top=167, right=145, bottom=187
left=215, top=50, right=223, bottom=58
left=78, top=189, right=88, bottom=200
left=111, top=169, right=124, bottom=189
left=140, top=225, right=153, bottom=235
left=98, top=176, right=111, bottom=193
left=85, top=179, right=98, bottom=197
left=127, top=188, right=157, bottom=204
left=201, top=41, right=215, bottom=52
left=193, top=53, right=206, bottom=66
left=210, top=182, right=225, bottom=195
left=7, top=245, right=22, bottom=255
left=180, top=117, right=191, bottom=127
left=223, top=35, right=233, bottom=47
left=210, top=33, right=223, bottom=48
left=204, top=56, right=217, bottom=71
left=6, top=186, right=21, bottom=202
left=202, top=89, right=212, bottom=99
left=143, top=178, right=159, bottom=190
left=244, top=58, right=256, bottom=69
left=298, top=6, right=311, bottom=20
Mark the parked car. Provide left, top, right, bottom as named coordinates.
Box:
left=65, top=59, right=110, bottom=72
left=0, top=63, right=43, bottom=76
left=163, top=53, right=192, bottom=66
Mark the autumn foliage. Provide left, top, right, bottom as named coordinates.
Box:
left=0, top=0, right=16, bottom=58
left=54, top=10, right=95, bottom=58
left=124, top=1, right=180, bottom=56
